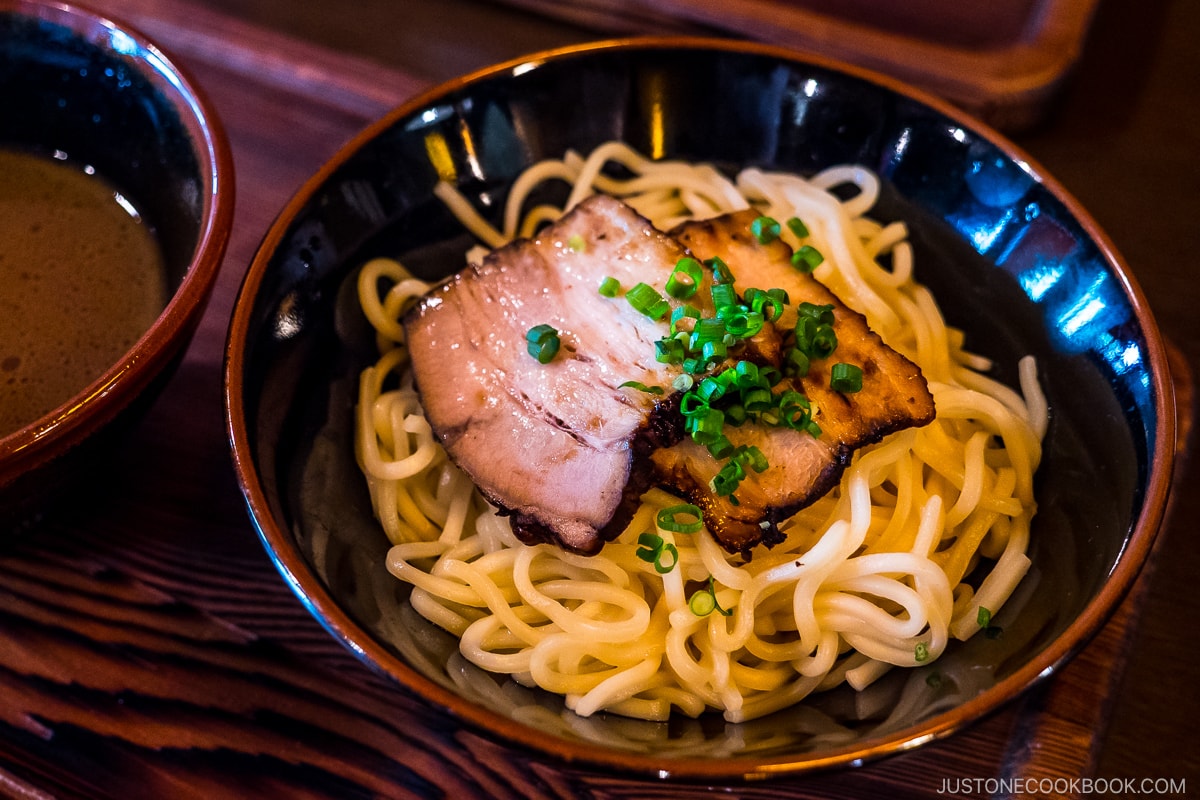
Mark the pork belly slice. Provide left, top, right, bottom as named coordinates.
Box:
left=402, top=194, right=690, bottom=555
left=651, top=210, right=936, bottom=556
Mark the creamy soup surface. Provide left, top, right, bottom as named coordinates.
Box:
left=0, top=148, right=168, bottom=437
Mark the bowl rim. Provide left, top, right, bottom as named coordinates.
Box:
left=225, top=35, right=1178, bottom=780
left=0, top=0, right=235, bottom=483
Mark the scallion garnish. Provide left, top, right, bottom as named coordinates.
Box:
left=710, top=282, right=737, bottom=311
left=914, top=642, right=931, bottom=663
left=798, top=302, right=835, bottom=325
left=666, top=257, right=703, bottom=299
left=635, top=532, right=678, bottom=574
left=751, top=215, right=781, bottom=244
left=619, top=380, right=664, bottom=395
left=830, top=362, right=863, bottom=393
left=704, top=256, right=734, bottom=284
left=598, top=276, right=621, bottom=297
left=626, top=281, right=669, bottom=320
left=525, top=324, right=561, bottom=364
left=657, top=504, right=704, bottom=534
left=784, top=347, right=811, bottom=378
left=977, top=606, right=1003, bottom=638
left=670, top=304, right=700, bottom=335
left=792, top=244, right=824, bottom=272
left=688, top=575, right=732, bottom=617
left=567, top=234, right=587, bottom=252
left=786, top=216, right=810, bottom=238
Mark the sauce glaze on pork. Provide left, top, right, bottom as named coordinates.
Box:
left=403, top=197, right=935, bottom=559
left=652, top=210, right=936, bottom=555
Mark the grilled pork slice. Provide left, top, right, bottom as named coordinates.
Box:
left=651, top=210, right=936, bottom=555
left=402, top=194, right=689, bottom=555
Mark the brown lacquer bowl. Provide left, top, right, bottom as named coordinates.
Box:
left=0, top=0, right=234, bottom=527
left=225, top=38, right=1177, bottom=779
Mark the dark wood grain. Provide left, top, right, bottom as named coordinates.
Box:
left=0, top=0, right=1190, bottom=797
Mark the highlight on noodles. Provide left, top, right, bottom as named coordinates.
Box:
left=352, top=141, right=1047, bottom=723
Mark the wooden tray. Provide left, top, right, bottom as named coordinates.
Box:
left=0, top=0, right=1181, bottom=797
left=492, top=0, right=1103, bottom=131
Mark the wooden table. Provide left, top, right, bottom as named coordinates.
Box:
left=0, top=0, right=1194, bottom=797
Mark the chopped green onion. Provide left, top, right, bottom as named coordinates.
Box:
left=702, top=340, right=727, bottom=362
left=925, top=672, right=944, bottom=689
left=739, top=444, right=769, bottom=473
left=784, top=347, right=811, bottom=378
left=525, top=324, right=560, bottom=364
left=688, top=576, right=732, bottom=617
left=723, top=310, right=764, bottom=338
left=742, top=388, right=773, bottom=413
left=724, top=404, right=747, bottom=426
left=792, top=244, right=824, bottom=272
left=598, top=276, right=621, bottom=297
left=692, top=317, right=726, bottom=343
left=830, top=362, right=864, bottom=393
left=688, top=588, right=717, bottom=616
left=704, top=256, right=734, bottom=284
left=733, top=360, right=760, bottom=387
left=810, top=326, right=838, bottom=359
left=655, top=337, right=684, bottom=364
left=672, top=374, right=694, bottom=392
left=749, top=292, right=783, bottom=322
left=679, top=392, right=709, bottom=417
left=750, top=215, right=781, bottom=244
left=666, top=257, right=703, bottom=299
left=710, top=282, right=737, bottom=311
left=619, top=380, right=664, bottom=395
left=657, top=504, right=704, bottom=534
left=635, top=532, right=678, bottom=574
left=914, top=642, right=930, bottom=663
left=786, top=216, right=810, bottom=238
left=567, top=234, right=587, bottom=252
left=670, top=304, right=700, bottom=335
left=697, top=376, right=728, bottom=403
left=710, top=461, right=744, bottom=496
left=526, top=323, right=557, bottom=342
left=689, top=408, right=726, bottom=444
left=798, top=302, right=835, bottom=325
left=707, top=434, right=735, bottom=459
left=626, top=282, right=669, bottom=320
left=977, top=606, right=1003, bottom=638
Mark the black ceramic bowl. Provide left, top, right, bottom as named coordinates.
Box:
left=226, top=38, right=1177, bottom=779
left=0, top=0, right=233, bottom=525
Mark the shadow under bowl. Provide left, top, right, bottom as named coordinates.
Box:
left=0, top=0, right=234, bottom=527
left=226, top=38, right=1177, bottom=780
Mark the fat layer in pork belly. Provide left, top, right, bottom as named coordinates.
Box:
left=402, top=194, right=689, bottom=555
left=651, top=210, right=936, bottom=556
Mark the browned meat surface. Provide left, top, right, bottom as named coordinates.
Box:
left=405, top=196, right=933, bottom=559
left=652, top=210, right=936, bottom=555
left=402, top=194, right=690, bottom=555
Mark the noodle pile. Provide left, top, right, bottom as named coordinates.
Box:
left=354, top=142, right=1046, bottom=723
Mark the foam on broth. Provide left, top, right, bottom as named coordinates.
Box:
left=0, top=148, right=168, bottom=437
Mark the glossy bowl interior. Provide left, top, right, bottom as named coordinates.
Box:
left=226, top=39, right=1176, bottom=779
left=0, top=0, right=233, bottom=524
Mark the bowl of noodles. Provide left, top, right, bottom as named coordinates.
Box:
left=225, top=38, right=1178, bottom=778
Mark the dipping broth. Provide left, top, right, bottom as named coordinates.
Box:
left=0, top=148, right=168, bottom=437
